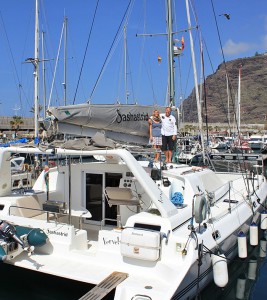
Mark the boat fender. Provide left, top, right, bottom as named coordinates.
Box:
left=237, top=231, right=247, bottom=259
left=235, top=273, right=246, bottom=300
left=194, top=195, right=207, bottom=224
left=0, top=245, right=7, bottom=261
left=247, top=255, right=257, bottom=280
left=249, top=222, right=258, bottom=246
left=212, top=253, right=228, bottom=287
left=260, top=210, right=267, bottom=230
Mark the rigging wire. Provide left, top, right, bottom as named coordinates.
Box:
left=73, top=0, right=100, bottom=105
left=40, top=0, right=63, bottom=106
left=47, top=21, right=64, bottom=109
left=88, top=0, right=133, bottom=103
left=209, top=0, right=250, bottom=192
left=0, top=11, right=31, bottom=115
left=115, top=1, right=136, bottom=104
left=209, top=0, right=241, bottom=138
left=135, top=0, right=147, bottom=104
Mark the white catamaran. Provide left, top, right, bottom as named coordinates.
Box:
left=0, top=142, right=266, bottom=299
left=1, top=1, right=267, bottom=299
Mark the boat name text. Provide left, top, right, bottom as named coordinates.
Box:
left=116, top=112, right=149, bottom=123
left=48, top=229, right=68, bottom=237
left=102, top=237, right=120, bottom=245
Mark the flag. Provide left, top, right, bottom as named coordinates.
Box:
left=181, top=36, right=185, bottom=50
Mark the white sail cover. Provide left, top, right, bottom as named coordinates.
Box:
left=48, top=103, right=174, bottom=145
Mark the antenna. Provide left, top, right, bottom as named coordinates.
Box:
left=12, top=104, right=21, bottom=116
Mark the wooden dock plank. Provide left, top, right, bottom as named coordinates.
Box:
left=79, top=272, right=128, bottom=300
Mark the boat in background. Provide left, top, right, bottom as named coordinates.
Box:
left=176, top=140, right=204, bottom=164
left=10, top=155, right=33, bottom=190
left=248, top=134, right=264, bottom=150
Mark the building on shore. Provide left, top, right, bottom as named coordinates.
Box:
left=0, top=116, right=34, bottom=141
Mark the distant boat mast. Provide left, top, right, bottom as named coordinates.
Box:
left=237, top=65, right=242, bottom=132
left=34, top=0, right=39, bottom=139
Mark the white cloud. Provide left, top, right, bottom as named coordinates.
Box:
left=222, top=39, right=255, bottom=55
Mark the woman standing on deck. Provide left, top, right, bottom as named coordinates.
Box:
left=148, top=110, right=162, bottom=162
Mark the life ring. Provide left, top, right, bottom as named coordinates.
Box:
left=194, top=195, right=207, bottom=223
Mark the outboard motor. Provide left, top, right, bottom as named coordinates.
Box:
left=0, top=220, right=25, bottom=248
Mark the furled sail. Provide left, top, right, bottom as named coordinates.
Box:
left=47, top=103, right=175, bottom=145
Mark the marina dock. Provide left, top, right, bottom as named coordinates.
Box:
left=210, top=152, right=260, bottom=161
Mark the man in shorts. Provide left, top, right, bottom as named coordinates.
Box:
left=161, top=107, right=177, bottom=163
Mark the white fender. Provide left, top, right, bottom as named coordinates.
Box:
left=238, top=231, right=247, bottom=259
left=249, top=222, right=258, bottom=246
left=212, top=253, right=228, bottom=287
left=260, top=211, right=267, bottom=230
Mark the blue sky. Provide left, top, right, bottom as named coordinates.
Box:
left=0, top=0, right=266, bottom=117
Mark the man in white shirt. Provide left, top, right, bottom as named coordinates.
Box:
left=161, top=107, right=177, bottom=163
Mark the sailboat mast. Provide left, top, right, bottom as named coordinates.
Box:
left=237, top=65, right=241, bottom=131
left=166, top=0, right=175, bottom=106
left=226, top=73, right=230, bottom=136
left=34, top=0, right=39, bottom=139
left=124, top=25, right=129, bottom=104
left=185, top=0, right=205, bottom=160
left=41, top=31, right=47, bottom=119
left=63, top=16, right=68, bottom=106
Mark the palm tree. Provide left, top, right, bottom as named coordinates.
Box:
left=29, top=104, right=43, bottom=114
left=10, top=116, right=24, bottom=138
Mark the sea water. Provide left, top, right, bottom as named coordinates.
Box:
left=200, top=231, right=267, bottom=300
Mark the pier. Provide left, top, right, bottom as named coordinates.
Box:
left=210, top=152, right=260, bottom=161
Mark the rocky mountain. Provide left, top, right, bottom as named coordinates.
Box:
left=181, top=54, right=267, bottom=124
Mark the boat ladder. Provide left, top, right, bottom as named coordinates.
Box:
left=79, top=271, right=128, bottom=300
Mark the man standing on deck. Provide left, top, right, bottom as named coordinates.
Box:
left=160, top=107, right=177, bottom=163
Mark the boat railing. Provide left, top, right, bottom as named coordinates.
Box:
left=9, top=202, right=91, bottom=229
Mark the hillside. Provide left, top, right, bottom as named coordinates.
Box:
left=182, top=54, right=267, bottom=124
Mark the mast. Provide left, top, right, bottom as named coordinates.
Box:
left=237, top=65, right=241, bottom=132
left=185, top=0, right=205, bottom=161
left=124, top=25, right=129, bottom=104
left=41, top=31, right=47, bottom=118
left=63, top=16, right=68, bottom=106
left=166, top=0, right=175, bottom=106
left=34, top=0, right=39, bottom=140
left=226, top=73, right=230, bottom=137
